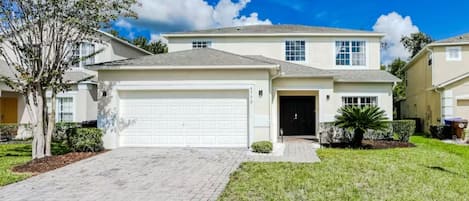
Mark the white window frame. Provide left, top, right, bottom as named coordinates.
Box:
left=56, top=96, right=75, bottom=122
left=446, top=46, right=461, bottom=61
left=334, top=39, right=368, bottom=68
left=284, top=40, right=306, bottom=62
left=71, top=42, right=96, bottom=68
left=342, top=96, right=378, bottom=107
left=46, top=91, right=77, bottom=122
left=192, top=40, right=211, bottom=49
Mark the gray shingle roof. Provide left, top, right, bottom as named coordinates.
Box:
left=91, top=48, right=274, bottom=67
left=166, top=24, right=380, bottom=35
left=329, top=70, right=401, bottom=82
left=434, top=33, right=469, bottom=44
left=244, top=55, right=335, bottom=77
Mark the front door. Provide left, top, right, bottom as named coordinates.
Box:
left=280, top=96, right=315, bottom=136
left=0, top=97, right=18, bottom=123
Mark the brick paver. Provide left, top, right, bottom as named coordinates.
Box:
left=0, top=144, right=320, bottom=201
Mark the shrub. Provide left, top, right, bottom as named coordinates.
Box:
left=392, top=120, right=416, bottom=142
left=68, top=128, right=103, bottom=152
left=251, top=141, right=273, bottom=153
left=0, top=124, right=18, bottom=141
left=53, top=122, right=81, bottom=143
left=430, top=125, right=452, bottom=139
left=334, top=106, right=388, bottom=147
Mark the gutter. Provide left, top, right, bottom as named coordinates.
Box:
left=162, top=32, right=385, bottom=38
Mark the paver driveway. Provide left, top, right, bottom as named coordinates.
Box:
left=0, top=148, right=248, bottom=201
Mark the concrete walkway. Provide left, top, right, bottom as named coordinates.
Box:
left=248, top=142, right=321, bottom=163
left=0, top=143, right=320, bottom=201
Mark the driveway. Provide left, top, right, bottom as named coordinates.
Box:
left=0, top=148, right=248, bottom=201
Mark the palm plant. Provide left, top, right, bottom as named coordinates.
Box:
left=334, top=106, right=388, bottom=148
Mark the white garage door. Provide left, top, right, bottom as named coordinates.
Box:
left=118, top=90, right=248, bottom=147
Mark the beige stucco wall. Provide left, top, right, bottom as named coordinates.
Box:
left=445, top=78, right=469, bottom=121
left=333, top=83, right=394, bottom=120
left=167, top=36, right=381, bottom=69
left=432, top=45, right=469, bottom=85
left=98, top=69, right=272, bottom=148
left=98, top=68, right=395, bottom=148
left=403, top=51, right=442, bottom=132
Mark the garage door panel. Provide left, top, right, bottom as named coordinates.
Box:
left=119, top=90, right=248, bottom=147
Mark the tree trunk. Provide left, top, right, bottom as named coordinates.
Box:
left=45, top=93, right=56, bottom=156
left=29, top=89, right=47, bottom=159
left=352, top=129, right=365, bottom=148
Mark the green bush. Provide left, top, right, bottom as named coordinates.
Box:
left=392, top=120, right=416, bottom=142
left=0, top=124, right=18, bottom=141
left=53, top=122, right=81, bottom=143
left=68, top=128, right=103, bottom=152
left=251, top=141, right=273, bottom=153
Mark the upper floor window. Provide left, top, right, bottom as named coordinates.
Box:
left=192, top=40, right=211, bottom=49
left=342, top=96, right=377, bottom=107
left=336, top=41, right=366, bottom=66
left=285, top=40, right=305, bottom=61
left=446, top=46, right=461, bottom=61
left=71, top=42, right=95, bottom=67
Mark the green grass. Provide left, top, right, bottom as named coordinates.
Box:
left=0, top=142, right=71, bottom=186
left=219, top=136, right=469, bottom=201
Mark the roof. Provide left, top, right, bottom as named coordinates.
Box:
left=244, top=55, right=335, bottom=78
left=329, top=70, right=401, bottom=82
left=0, top=61, right=96, bottom=84
left=97, top=30, right=153, bottom=55
left=89, top=48, right=278, bottom=70
left=434, top=33, right=469, bottom=44
left=163, top=24, right=384, bottom=37
left=90, top=48, right=399, bottom=83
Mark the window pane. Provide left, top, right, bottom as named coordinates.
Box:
left=342, top=96, right=377, bottom=107
left=57, top=97, right=73, bottom=122
left=192, top=41, right=211, bottom=49
left=285, top=40, right=305, bottom=61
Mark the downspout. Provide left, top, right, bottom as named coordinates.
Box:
left=269, top=66, right=282, bottom=143
left=433, top=87, right=443, bottom=125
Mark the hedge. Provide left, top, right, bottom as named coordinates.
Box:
left=251, top=141, right=273, bottom=153
left=68, top=128, right=104, bottom=152
left=392, top=120, right=416, bottom=142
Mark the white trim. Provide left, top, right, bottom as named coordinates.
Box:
left=333, top=39, right=369, bottom=69
left=115, top=83, right=255, bottom=148
left=283, top=39, right=307, bottom=63
left=446, top=46, right=462, bottom=61
left=55, top=95, right=77, bottom=122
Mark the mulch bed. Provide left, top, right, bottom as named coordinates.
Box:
left=12, top=151, right=107, bottom=174
left=326, top=140, right=415, bottom=149
left=361, top=140, right=416, bottom=149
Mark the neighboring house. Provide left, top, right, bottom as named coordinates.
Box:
left=0, top=30, right=151, bottom=138
left=402, top=33, right=469, bottom=132
left=91, top=25, right=399, bottom=149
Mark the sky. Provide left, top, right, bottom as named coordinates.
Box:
left=113, top=0, right=469, bottom=64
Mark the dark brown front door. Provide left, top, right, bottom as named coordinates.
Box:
left=280, top=96, right=315, bottom=136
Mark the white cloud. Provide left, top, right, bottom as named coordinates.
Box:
left=116, top=0, right=271, bottom=38
left=373, top=12, right=419, bottom=64
left=115, top=19, right=132, bottom=29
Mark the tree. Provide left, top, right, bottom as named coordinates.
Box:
left=107, top=30, right=168, bottom=54
left=334, top=106, right=388, bottom=148
left=0, top=0, right=136, bottom=159
left=387, top=58, right=407, bottom=101
left=401, top=32, right=433, bottom=58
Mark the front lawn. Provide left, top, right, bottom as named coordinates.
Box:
left=219, top=136, right=469, bottom=201
left=0, top=143, right=70, bottom=186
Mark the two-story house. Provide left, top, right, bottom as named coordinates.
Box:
left=0, top=30, right=151, bottom=138
left=91, top=25, right=399, bottom=149
left=402, top=33, right=469, bottom=132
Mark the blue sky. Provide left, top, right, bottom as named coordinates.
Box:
left=113, top=0, right=469, bottom=63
